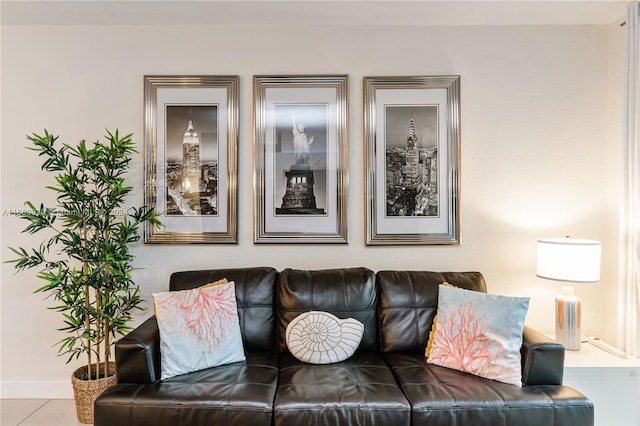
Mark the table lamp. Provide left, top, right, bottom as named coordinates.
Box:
left=536, top=237, right=601, bottom=350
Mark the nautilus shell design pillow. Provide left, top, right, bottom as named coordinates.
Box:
left=153, top=281, right=245, bottom=380
left=286, top=311, right=364, bottom=364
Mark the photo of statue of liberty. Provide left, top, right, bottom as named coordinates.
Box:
left=292, top=111, right=314, bottom=166
left=274, top=104, right=328, bottom=215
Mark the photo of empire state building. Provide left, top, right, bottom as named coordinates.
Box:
left=164, top=105, right=219, bottom=216
left=385, top=105, right=439, bottom=217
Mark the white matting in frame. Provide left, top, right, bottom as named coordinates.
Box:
left=254, top=75, right=348, bottom=243
left=365, top=76, right=460, bottom=245
left=144, top=76, right=238, bottom=244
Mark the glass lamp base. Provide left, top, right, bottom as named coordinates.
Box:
left=556, top=285, right=581, bottom=351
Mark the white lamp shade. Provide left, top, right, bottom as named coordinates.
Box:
left=537, top=238, right=601, bottom=283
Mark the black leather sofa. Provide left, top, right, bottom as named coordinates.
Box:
left=94, top=267, right=594, bottom=426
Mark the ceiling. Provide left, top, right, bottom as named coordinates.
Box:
left=0, top=0, right=630, bottom=27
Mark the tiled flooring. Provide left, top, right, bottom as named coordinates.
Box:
left=1, top=399, right=85, bottom=426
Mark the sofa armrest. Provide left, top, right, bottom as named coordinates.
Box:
left=520, top=325, right=565, bottom=386
left=115, top=316, right=160, bottom=384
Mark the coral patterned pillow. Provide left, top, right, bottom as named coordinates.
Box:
left=427, top=284, right=530, bottom=386
left=424, top=281, right=458, bottom=357
left=153, top=281, right=245, bottom=380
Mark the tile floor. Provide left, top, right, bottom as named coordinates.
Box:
left=1, top=399, right=85, bottom=426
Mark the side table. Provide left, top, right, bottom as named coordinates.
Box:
left=560, top=340, right=640, bottom=426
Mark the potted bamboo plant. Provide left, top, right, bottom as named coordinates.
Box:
left=7, top=130, right=162, bottom=424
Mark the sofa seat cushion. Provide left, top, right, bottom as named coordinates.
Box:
left=94, top=352, right=278, bottom=426
left=384, top=353, right=594, bottom=426
left=274, top=352, right=410, bottom=426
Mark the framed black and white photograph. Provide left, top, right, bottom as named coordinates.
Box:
left=144, top=75, right=238, bottom=243
left=254, top=75, right=348, bottom=243
left=364, top=76, right=460, bottom=245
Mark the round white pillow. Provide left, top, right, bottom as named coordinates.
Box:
left=285, top=311, right=364, bottom=364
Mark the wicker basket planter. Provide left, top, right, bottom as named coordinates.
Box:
left=71, top=362, right=116, bottom=424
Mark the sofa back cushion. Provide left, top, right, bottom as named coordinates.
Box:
left=277, top=268, right=379, bottom=353
left=169, top=267, right=278, bottom=351
left=377, top=271, right=487, bottom=353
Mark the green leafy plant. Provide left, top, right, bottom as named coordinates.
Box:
left=7, top=129, right=162, bottom=380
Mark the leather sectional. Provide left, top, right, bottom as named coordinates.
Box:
left=94, top=267, right=594, bottom=426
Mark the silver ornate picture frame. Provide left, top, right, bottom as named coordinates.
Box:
left=364, top=76, right=460, bottom=245
left=143, top=75, right=238, bottom=243
left=254, top=75, right=348, bottom=243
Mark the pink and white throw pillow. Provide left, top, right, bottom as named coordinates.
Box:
left=153, top=281, right=245, bottom=380
left=427, top=284, right=530, bottom=386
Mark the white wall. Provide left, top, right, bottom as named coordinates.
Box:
left=0, top=21, right=624, bottom=397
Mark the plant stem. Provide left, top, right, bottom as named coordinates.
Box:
left=82, top=217, right=92, bottom=381
left=86, top=285, right=91, bottom=380
left=96, top=287, right=101, bottom=379
left=104, top=315, right=110, bottom=377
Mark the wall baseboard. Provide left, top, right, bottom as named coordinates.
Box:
left=0, top=381, right=73, bottom=399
